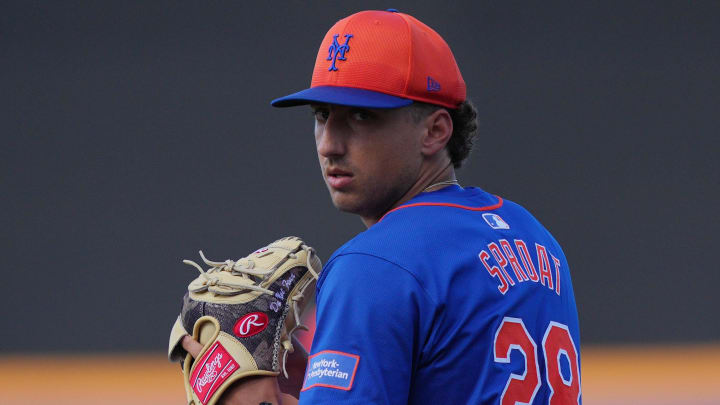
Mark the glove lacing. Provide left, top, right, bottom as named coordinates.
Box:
left=182, top=240, right=321, bottom=377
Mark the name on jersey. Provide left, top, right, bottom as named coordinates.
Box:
left=478, top=239, right=562, bottom=296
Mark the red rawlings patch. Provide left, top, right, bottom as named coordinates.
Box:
left=233, top=312, right=268, bottom=338
left=190, top=341, right=239, bottom=404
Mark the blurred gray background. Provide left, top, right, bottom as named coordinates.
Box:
left=2, top=0, right=718, bottom=352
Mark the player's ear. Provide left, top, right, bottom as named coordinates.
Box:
left=420, top=108, right=453, bottom=157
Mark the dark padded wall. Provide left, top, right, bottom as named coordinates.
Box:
left=2, top=1, right=718, bottom=352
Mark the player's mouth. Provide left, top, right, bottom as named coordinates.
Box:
left=326, top=168, right=354, bottom=189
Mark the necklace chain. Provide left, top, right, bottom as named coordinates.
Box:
left=423, top=180, right=460, bottom=192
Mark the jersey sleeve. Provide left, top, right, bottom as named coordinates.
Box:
left=298, top=253, right=435, bottom=405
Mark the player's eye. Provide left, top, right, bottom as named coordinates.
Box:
left=312, top=108, right=330, bottom=122
left=350, top=109, right=372, bottom=121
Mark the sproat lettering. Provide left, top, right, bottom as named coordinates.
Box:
left=478, top=239, right=562, bottom=296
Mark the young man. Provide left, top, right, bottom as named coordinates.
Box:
left=183, top=9, right=581, bottom=405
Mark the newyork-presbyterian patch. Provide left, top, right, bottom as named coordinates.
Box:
left=301, top=350, right=360, bottom=391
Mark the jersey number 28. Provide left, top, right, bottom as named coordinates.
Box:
left=493, top=317, right=581, bottom=405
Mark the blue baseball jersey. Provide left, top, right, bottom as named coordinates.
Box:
left=299, top=186, right=581, bottom=404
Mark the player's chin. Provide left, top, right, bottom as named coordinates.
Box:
left=327, top=190, right=353, bottom=210
left=327, top=189, right=363, bottom=213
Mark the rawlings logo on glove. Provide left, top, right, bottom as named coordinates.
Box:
left=234, top=313, right=268, bottom=337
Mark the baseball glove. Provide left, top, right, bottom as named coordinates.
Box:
left=168, top=236, right=322, bottom=405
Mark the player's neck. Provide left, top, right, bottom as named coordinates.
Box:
left=361, top=159, right=457, bottom=228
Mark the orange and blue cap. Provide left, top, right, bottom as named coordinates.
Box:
left=271, top=9, right=466, bottom=109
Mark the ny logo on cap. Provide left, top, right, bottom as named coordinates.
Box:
left=327, top=34, right=353, bottom=71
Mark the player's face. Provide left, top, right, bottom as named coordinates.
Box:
left=312, top=104, right=424, bottom=224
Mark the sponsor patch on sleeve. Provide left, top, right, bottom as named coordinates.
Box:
left=301, top=350, right=360, bottom=392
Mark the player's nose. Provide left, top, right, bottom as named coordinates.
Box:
left=316, top=113, right=347, bottom=158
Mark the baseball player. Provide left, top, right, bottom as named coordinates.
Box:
left=180, top=9, right=581, bottom=405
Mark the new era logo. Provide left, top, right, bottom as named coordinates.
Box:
left=482, top=213, right=510, bottom=230
left=427, top=76, right=441, bottom=92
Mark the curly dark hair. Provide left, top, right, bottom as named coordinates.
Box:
left=409, top=99, right=478, bottom=168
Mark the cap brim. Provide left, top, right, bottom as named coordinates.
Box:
left=271, top=86, right=413, bottom=108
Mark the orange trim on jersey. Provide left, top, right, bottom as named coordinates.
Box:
left=379, top=196, right=504, bottom=222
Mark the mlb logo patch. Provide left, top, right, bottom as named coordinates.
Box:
left=482, top=213, right=510, bottom=230
left=302, top=350, right=360, bottom=392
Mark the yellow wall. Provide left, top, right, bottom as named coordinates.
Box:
left=1, top=344, right=718, bottom=404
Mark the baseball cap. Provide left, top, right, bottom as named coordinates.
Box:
left=271, top=9, right=466, bottom=109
